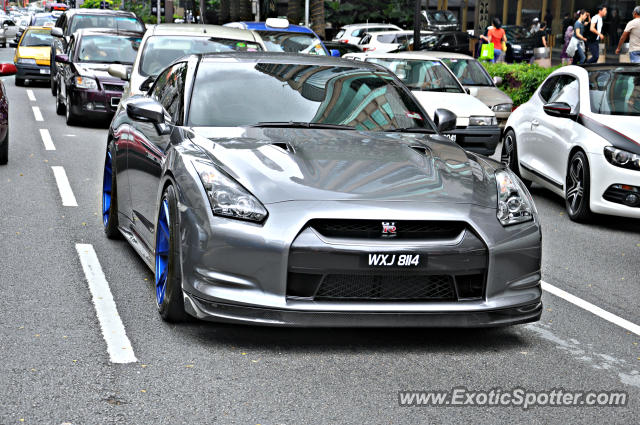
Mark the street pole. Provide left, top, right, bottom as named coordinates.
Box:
left=413, top=0, right=420, bottom=50
left=156, top=0, right=161, bottom=23
left=304, top=0, right=309, bottom=27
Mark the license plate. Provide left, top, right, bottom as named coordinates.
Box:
left=444, top=133, right=457, bottom=142
left=367, top=253, right=421, bottom=267
left=40, top=69, right=50, bottom=74
left=526, top=50, right=533, bottom=54
left=110, top=97, right=120, bottom=107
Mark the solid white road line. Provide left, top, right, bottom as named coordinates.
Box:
left=27, top=89, right=36, bottom=101
left=542, top=281, right=640, bottom=336
left=32, top=106, right=43, bottom=122
left=51, top=166, right=78, bottom=207
left=75, top=244, right=137, bottom=364
left=39, top=129, right=55, bottom=150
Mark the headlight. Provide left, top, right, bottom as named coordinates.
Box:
left=491, top=103, right=512, bottom=113
left=75, top=76, right=97, bottom=89
left=495, top=169, right=536, bottom=226
left=192, top=159, right=268, bottom=223
left=512, top=44, right=522, bottom=50
left=469, top=116, right=497, bottom=126
left=17, top=58, right=37, bottom=65
left=603, top=146, right=640, bottom=171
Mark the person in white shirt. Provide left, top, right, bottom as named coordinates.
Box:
left=587, top=5, right=607, bottom=63
left=616, top=6, right=640, bottom=63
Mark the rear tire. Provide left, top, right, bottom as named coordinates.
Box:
left=0, top=127, right=8, bottom=165
left=102, top=141, right=120, bottom=239
left=15, top=77, right=24, bottom=86
left=565, top=150, right=592, bottom=222
left=155, top=185, right=187, bottom=322
left=501, top=129, right=532, bottom=188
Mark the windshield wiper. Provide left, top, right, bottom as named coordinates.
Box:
left=252, top=121, right=355, bottom=130
left=382, top=127, right=435, bottom=134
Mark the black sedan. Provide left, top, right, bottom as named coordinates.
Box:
left=503, top=25, right=537, bottom=63
left=54, top=28, right=143, bottom=125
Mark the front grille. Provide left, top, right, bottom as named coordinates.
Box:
left=314, top=273, right=456, bottom=301
left=103, top=84, right=124, bottom=92
left=603, top=184, right=640, bottom=208
left=309, top=220, right=465, bottom=240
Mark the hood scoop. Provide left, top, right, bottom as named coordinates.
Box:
left=270, top=142, right=295, bottom=154
left=409, top=145, right=430, bottom=156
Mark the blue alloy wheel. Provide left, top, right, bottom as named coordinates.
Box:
left=155, top=198, right=170, bottom=306
left=102, top=151, right=112, bottom=227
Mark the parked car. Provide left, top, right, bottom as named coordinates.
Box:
left=225, top=18, right=335, bottom=56
left=45, top=3, right=68, bottom=13
left=421, top=9, right=460, bottom=32
left=107, top=24, right=264, bottom=100
left=333, top=23, right=402, bottom=45
left=503, top=64, right=640, bottom=221
left=322, top=40, right=361, bottom=56
left=503, top=25, right=536, bottom=63
left=14, top=26, right=53, bottom=86
left=54, top=28, right=144, bottom=125
left=0, top=63, right=17, bottom=165
left=103, top=52, right=542, bottom=326
left=13, top=12, right=57, bottom=47
left=49, top=9, right=146, bottom=97
left=345, top=51, right=500, bottom=155
left=358, top=30, right=432, bottom=53
left=0, top=18, right=17, bottom=48
left=393, top=31, right=472, bottom=56
left=432, top=51, right=513, bottom=126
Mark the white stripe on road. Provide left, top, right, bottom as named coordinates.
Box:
left=542, top=281, right=640, bottom=336
left=76, top=244, right=137, bottom=364
left=26, top=89, right=35, bottom=101
left=32, top=106, right=43, bottom=121
left=39, top=129, right=55, bottom=150
left=51, top=166, right=77, bottom=207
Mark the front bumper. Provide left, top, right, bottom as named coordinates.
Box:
left=444, top=125, right=501, bottom=156
left=68, top=86, right=123, bottom=118
left=589, top=152, right=640, bottom=218
left=15, top=63, right=50, bottom=81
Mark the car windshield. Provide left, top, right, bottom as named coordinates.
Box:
left=256, top=31, right=326, bottom=55
left=189, top=61, right=434, bottom=132
left=441, top=58, right=493, bottom=86
left=365, top=58, right=463, bottom=93
left=589, top=69, right=640, bottom=116
left=428, top=11, right=457, bottom=23
left=33, top=15, right=55, bottom=26
left=20, top=28, right=52, bottom=46
left=505, top=26, right=531, bottom=39
left=69, top=15, right=144, bottom=33
left=139, top=35, right=262, bottom=77
left=77, top=34, right=141, bottom=64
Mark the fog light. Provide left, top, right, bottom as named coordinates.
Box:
left=86, top=102, right=94, bottom=111
left=625, top=193, right=639, bottom=206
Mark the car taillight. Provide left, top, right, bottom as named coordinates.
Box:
left=341, top=39, right=349, bottom=44
left=363, top=47, right=376, bottom=52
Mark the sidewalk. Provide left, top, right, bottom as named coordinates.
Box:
left=550, top=47, right=622, bottom=65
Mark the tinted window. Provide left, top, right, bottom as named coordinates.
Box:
left=188, top=61, right=434, bottom=132
left=441, top=34, right=456, bottom=46
left=139, top=36, right=262, bottom=77
left=335, top=29, right=345, bottom=39
left=359, top=34, right=371, bottom=45
left=77, top=34, right=141, bottom=64
left=589, top=70, right=640, bottom=116
left=256, top=31, right=326, bottom=55
left=366, top=58, right=464, bottom=93
left=377, top=34, right=396, bottom=43
left=69, top=15, right=144, bottom=34
left=152, top=63, right=188, bottom=124
left=548, top=76, right=579, bottom=109
left=441, top=58, right=493, bottom=86
left=539, top=76, right=559, bottom=102
left=20, top=28, right=53, bottom=47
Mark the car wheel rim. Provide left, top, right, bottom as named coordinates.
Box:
left=66, top=95, right=70, bottom=120
left=155, top=198, right=170, bottom=306
left=102, top=151, right=112, bottom=227
left=501, top=134, right=514, bottom=166
left=567, top=156, right=585, bottom=215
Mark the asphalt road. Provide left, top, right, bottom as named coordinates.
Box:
left=1, top=46, right=639, bottom=424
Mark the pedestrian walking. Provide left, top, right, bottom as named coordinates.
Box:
left=568, top=10, right=589, bottom=64
left=480, top=18, right=506, bottom=63
left=616, top=6, right=640, bottom=63
left=587, top=5, right=607, bottom=63
left=561, top=25, right=574, bottom=65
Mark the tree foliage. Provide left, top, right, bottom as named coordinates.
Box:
left=482, top=62, right=561, bottom=106
left=325, top=0, right=415, bottom=29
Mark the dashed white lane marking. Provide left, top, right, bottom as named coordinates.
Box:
left=542, top=281, right=640, bottom=336
left=51, top=166, right=77, bottom=207
left=76, top=244, right=137, bottom=364
left=26, top=89, right=35, bottom=101
left=39, top=129, right=55, bottom=150
left=32, top=106, right=43, bottom=121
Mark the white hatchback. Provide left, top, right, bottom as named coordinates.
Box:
left=357, top=30, right=432, bottom=53
left=333, top=23, right=401, bottom=45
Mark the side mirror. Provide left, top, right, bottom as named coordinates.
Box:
left=543, top=102, right=575, bottom=119
left=493, top=76, right=503, bottom=85
left=139, top=75, right=155, bottom=92
left=127, top=98, right=165, bottom=124
left=330, top=48, right=340, bottom=57
left=0, top=63, right=17, bottom=76
left=108, top=64, right=129, bottom=81
left=55, top=53, right=69, bottom=63
left=434, top=108, right=457, bottom=133
left=51, top=27, right=63, bottom=37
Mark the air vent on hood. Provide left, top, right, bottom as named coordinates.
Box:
left=271, top=142, right=295, bottom=153
left=409, top=145, right=429, bottom=155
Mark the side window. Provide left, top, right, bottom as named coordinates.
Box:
left=151, top=63, right=188, bottom=125
left=441, top=34, right=456, bottom=46
left=549, top=76, right=580, bottom=109
left=359, top=34, right=371, bottom=45
left=538, top=76, right=558, bottom=102
left=66, top=38, right=75, bottom=56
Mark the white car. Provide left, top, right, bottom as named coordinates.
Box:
left=502, top=64, right=640, bottom=221
left=108, top=24, right=265, bottom=99
left=333, top=23, right=401, bottom=45
left=357, top=30, right=431, bottom=53
left=345, top=51, right=500, bottom=155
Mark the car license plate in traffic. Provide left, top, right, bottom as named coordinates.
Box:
left=444, top=134, right=457, bottom=142
left=40, top=69, right=50, bottom=74
left=367, top=253, right=420, bottom=267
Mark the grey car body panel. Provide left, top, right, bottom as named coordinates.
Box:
left=108, top=52, right=542, bottom=327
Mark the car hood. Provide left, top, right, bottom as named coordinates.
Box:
left=411, top=91, right=494, bottom=125
left=188, top=127, right=499, bottom=207
left=585, top=113, right=640, bottom=154
left=467, top=86, right=512, bottom=108
left=74, top=62, right=129, bottom=80
left=16, top=46, right=50, bottom=60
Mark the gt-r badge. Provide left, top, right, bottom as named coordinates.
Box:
left=381, top=222, right=396, bottom=237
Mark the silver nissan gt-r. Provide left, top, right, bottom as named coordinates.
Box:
left=103, top=52, right=542, bottom=326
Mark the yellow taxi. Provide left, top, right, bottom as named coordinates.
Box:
left=14, top=26, right=53, bottom=86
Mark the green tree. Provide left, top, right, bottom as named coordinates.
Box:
left=81, top=0, right=115, bottom=8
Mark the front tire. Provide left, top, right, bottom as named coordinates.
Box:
left=102, top=141, right=120, bottom=238
left=65, top=92, right=76, bottom=125
left=50, top=63, right=57, bottom=96
left=565, top=150, right=592, bottom=222
left=501, top=129, right=531, bottom=187
left=55, top=84, right=65, bottom=115
left=155, top=185, right=186, bottom=322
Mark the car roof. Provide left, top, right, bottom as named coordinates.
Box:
left=368, top=30, right=430, bottom=36
left=352, top=51, right=441, bottom=61
left=73, top=28, right=144, bottom=37
left=149, top=23, right=258, bottom=41
left=197, top=51, right=381, bottom=68
left=580, top=63, right=640, bottom=71
left=228, top=21, right=314, bottom=33
left=425, top=51, right=474, bottom=60
left=342, top=23, right=400, bottom=28
left=63, top=8, right=138, bottom=18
